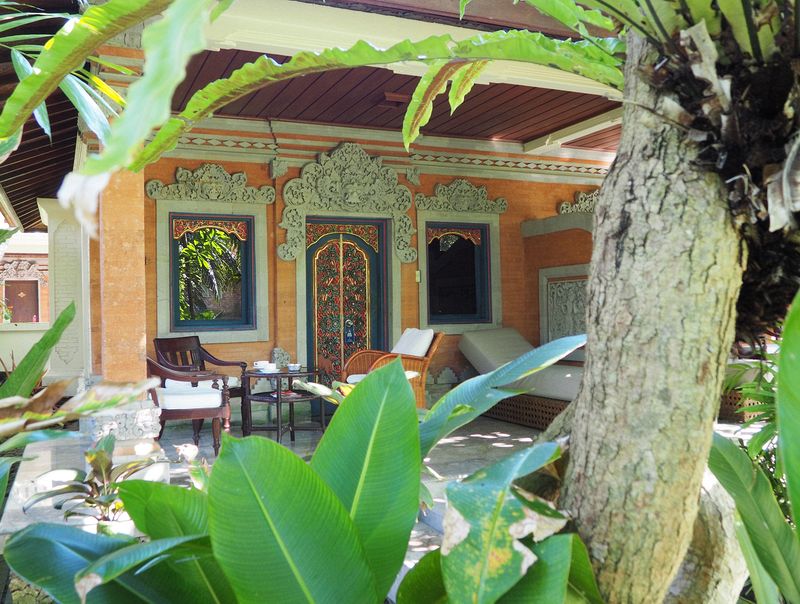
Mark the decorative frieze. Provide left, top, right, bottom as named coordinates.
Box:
left=146, top=164, right=276, bottom=205
left=279, top=142, right=416, bottom=263
left=415, top=179, right=508, bottom=214
left=411, top=153, right=608, bottom=177
left=0, top=260, right=47, bottom=285
left=558, top=189, right=599, bottom=214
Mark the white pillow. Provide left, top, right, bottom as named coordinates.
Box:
left=391, top=328, right=435, bottom=357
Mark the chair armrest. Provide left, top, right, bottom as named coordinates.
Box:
left=369, top=353, right=427, bottom=374
left=343, top=350, right=386, bottom=378
left=146, top=358, right=226, bottom=387
left=200, top=348, right=247, bottom=371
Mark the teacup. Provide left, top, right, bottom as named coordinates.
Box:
left=254, top=361, right=276, bottom=372
left=287, top=363, right=301, bottom=372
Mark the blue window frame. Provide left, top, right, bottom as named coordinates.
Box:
left=169, top=212, right=255, bottom=331
left=426, top=222, right=491, bottom=324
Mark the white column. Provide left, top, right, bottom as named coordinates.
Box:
left=37, top=198, right=91, bottom=394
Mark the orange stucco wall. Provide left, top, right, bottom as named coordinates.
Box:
left=90, top=145, right=596, bottom=385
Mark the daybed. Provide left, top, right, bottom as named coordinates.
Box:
left=459, top=327, right=583, bottom=430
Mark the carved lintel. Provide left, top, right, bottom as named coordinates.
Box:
left=558, top=189, right=599, bottom=214
left=146, top=164, right=276, bottom=205
left=0, top=260, right=47, bottom=285
left=270, top=157, right=288, bottom=179
left=278, top=142, right=416, bottom=263
left=415, top=179, right=508, bottom=214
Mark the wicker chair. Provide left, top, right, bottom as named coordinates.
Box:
left=146, top=357, right=231, bottom=455
left=342, top=329, right=444, bottom=407
left=153, top=336, right=246, bottom=402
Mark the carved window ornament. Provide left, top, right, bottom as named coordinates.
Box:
left=172, top=218, right=248, bottom=241
left=0, top=260, right=47, bottom=285
left=558, top=189, right=599, bottom=214
left=278, top=142, right=416, bottom=263
left=146, top=163, right=276, bottom=205
left=415, top=179, right=508, bottom=214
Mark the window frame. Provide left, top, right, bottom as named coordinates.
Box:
left=416, top=210, right=502, bottom=334
left=156, top=199, right=269, bottom=343
left=169, top=212, right=256, bottom=332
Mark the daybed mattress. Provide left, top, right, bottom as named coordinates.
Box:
left=459, top=328, right=582, bottom=401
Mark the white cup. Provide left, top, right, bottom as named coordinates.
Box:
left=288, top=363, right=301, bottom=372
left=253, top=360, right=269, bottom=369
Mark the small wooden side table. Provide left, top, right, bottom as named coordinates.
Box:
left=241, top=367, right=325, bottom=442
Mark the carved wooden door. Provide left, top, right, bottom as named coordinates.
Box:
left=306, top=219, right=387, bottom=382
left=4, top=280, right=39, bottom=322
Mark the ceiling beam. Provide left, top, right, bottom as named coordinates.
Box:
left=207, top=0, right=621, bottom=99
left=522, top=107, right=623, bottom=154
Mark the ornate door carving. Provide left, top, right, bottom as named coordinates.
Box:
left=306, top=220, right=386, bottom=381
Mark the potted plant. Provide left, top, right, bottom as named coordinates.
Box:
left=23, top=434, right=160, bottom=536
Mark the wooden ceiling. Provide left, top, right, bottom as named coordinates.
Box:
left=173, top=49, right=621, bottom=144
left=0, top=1, right=79, bottom=231
left=2, top=1, right=621, bottom=231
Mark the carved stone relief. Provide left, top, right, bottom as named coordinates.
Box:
left=415, top=179, right=508, bottom=214
left=405, top=166, right=421, bottom=186
left=270, top=157, right=288, bottom=179
left=546, top=279, right=587, bottom=342
left=558, top=189, right=599, bottom=214
left=0, top=260, right=47, bottom=285
left=279, top=142, right=416, bottom=262
left=146, top=163, right=276, bottom=205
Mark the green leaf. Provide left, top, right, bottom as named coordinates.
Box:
left=0, top=0, right=171, bottom=141
left=579, top=0, right=656, bottom=40
left=448, top=60, right=489, bottom=115
left=10, top=49, right=50, bottom=140
left=521, top=0, right=615, bottom=36
left=708, top=433, right=800, bottom=601
left=119, top=480, right=235, bottom=604
left=74, top=534, right=207, bottom=602
left=778, top=289, right=800, bottom=530
left=311, top=360, right=420, bottom=598
left=0, top=126, right=22, bottom=164
left=684, top=0, right=722, bottom=35
left=396, top=548, right=448, bottom=604
left=82, top=0, right=215, bottom=176
left=0, top=301, right=75, bottom=398
left=565, top=532, right=604, bottom=603
left=403, top=60, right=466, bottom=149
left=208, top=435, right=377, bottom=603
left=716, top=0, right=764, bottom=61
left=442, top=443, right=565, bottom=604
left=637, top=0, right=686, bottom=45
left=132, top=33, right=622, bottom=169
left=419, top=335, right=585, bottom=456
left=0, top=228, right=18, bottom=245
left=59, top=74, right=111, bottom=145
left=4, top=523, right=171, bottom=604
left=734, top=513, right=780, bottom=604
left=0, top=428, right=81, bottom=453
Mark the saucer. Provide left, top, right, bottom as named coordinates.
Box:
left=255, top=368, right=278, bottom=374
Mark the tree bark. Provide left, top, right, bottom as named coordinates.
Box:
left=559, top=33, right=746, bottom=603
left=665, top=471, right=747, bottom=603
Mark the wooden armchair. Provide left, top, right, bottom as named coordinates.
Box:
left=146, top=357, right=231, bottom=455
left=342, top=330, right=444, bottom=407
left=153, top=336, right=246, bottom=401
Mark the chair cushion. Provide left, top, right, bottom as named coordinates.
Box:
left=165, top=375, right=239, bottom=389
left=459, top=327, right=581, bottom=401
left=156, top=387, right=222, bottom=410
left=347, top=370, right=420, bottom=385
left=391, top=328, right=435, bottom=357
left=459, top=328, right=534, bottom=374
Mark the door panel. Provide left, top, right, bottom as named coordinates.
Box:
left=4, top=280, right=38, bottom=323
left=306, top=220, right=386, bottom=382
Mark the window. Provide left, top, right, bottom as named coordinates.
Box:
left=426, top=222, right=491, bottom=324
left=169, top=213, right=254, bottom=331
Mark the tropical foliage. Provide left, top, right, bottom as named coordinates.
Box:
left=709, top=291, right=800, bottom=603
left=5, top=336, right=596, bottom=604
left=176, top=228, right=242, bottom=321
left=23, top=434, right=158, bottom=523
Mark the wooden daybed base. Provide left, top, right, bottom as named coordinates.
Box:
left=482, top=394, right=569, bottom=431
